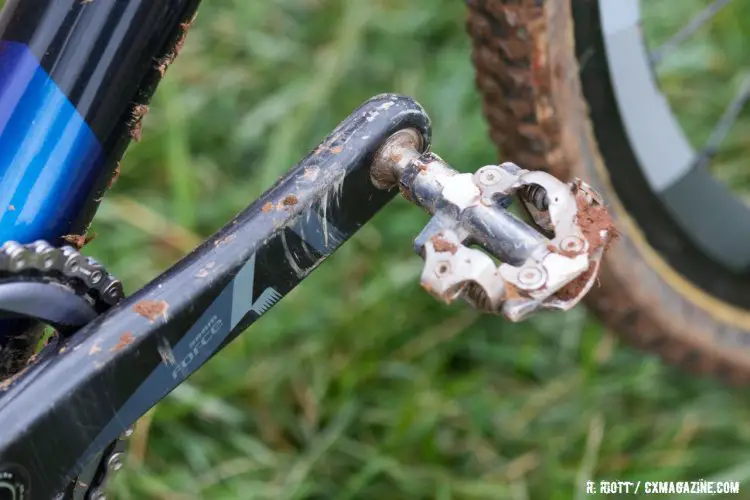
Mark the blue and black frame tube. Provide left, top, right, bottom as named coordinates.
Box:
left=0, top=0, right=201, bottom=375
left=0, top=0, right=201, bottom=243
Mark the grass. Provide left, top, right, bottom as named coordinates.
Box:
left=72, top=0, right=750, bottom=498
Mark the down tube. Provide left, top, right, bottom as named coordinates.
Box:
left=0, top=0, right=201, bottom=370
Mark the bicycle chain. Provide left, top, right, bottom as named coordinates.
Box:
left=0, top=240, right=124, bottom=310
left=0, top=240, right=127, bottom=499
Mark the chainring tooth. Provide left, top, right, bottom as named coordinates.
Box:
left=0, top=240, right=125, bottom=315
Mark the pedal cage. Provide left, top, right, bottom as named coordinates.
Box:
left=371, top=129, right=617, bottom=322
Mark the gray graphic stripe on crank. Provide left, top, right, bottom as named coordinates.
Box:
left=230, top=252, right=256, bottom=328
left=74, top=252, right=277, bottom=474
left=74, top=210, right=346, bottom=476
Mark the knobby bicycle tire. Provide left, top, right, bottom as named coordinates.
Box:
left=466, top=0, right=750, bottom=384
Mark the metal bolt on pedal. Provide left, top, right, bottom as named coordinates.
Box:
left=370, top=129, right=616, bottom=322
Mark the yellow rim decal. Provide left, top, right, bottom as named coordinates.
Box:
left=591, top=152, right=750, bottom=329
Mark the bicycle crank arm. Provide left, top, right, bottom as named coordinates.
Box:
left=0, top=94, right=431, bottom=498
left=0, top=94, right=615, bottom=498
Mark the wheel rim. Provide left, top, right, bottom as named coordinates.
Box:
left=597, top=0, right=750, bottom=273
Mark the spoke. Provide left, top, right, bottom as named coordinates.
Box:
left=694, top=71, right=750, bottom=169
left=649, top=0, right=733, bottom=65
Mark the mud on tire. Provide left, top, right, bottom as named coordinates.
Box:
left=465, top=0, right=750, bottom=384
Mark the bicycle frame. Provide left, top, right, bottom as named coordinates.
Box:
left=0, top=0, right=201, bottom=376
left=0, top=1, right=433, bottom=497
left=0, top=0, right=199, bottom=244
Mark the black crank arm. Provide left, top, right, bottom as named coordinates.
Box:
left=0, top=94, right=431, bottom=498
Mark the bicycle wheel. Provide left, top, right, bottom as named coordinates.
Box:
left=466, top=0, right=750, bottom=383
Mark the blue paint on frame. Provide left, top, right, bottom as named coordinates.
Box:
left=0, top=41, right=104, bottom=244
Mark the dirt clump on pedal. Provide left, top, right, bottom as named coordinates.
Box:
left=555, top=262, right=596, bottom=302
left=550, top=184, right=617, bottom=301
left=504, top=282, right=532, bottom=301
left=547, top=243, right=578, bottom=259
left=573, top=191, right=619, bottom=252
left=133, top=299, right=169, bottom=323
left=431, top=235, right=458, bottom=254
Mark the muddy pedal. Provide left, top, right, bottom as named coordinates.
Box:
left=370, top=128, right=617, bottom=322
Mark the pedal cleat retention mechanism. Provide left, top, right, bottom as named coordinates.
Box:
left=370, top=128, right=617, bottom=322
